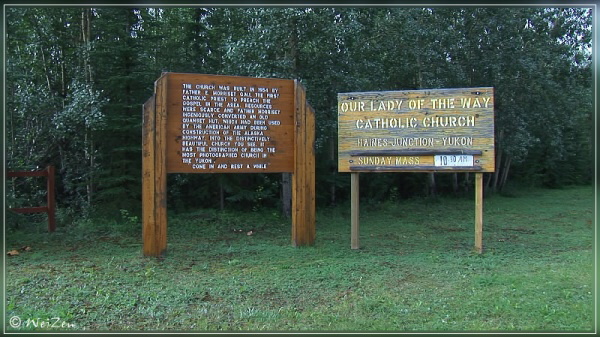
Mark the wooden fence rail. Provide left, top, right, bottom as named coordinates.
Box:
left=6, top=165, right=56, bottom=232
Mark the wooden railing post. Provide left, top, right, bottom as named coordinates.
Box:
left=7, top=165, right=56, bottom=232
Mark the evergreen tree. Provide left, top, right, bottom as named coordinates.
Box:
left=5, top=6, right=593, bottom=217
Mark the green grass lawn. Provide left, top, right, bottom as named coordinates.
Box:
left=4, top=185, right=596, bottom=332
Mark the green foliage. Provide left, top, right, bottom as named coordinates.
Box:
left=4, top=6, right=593, bottom=217
left=52, top=80, right=107, bottom=134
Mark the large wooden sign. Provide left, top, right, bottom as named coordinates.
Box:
left=143, top=73, right=315, bottom=257
left=338, top=87, right=495, bottom=254
left=338, top=87, right=494, bottom=172
left=165, top=73, right=295, bottom=173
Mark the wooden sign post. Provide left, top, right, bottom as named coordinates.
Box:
left=338, top=87, right=495, bottom=253
left=143, top=73, right=315, bottom=257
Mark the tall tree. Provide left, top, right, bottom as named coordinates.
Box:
left=5, top=6, right=593, bottom=217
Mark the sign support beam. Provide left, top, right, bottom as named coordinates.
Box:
left=475, top=172, right=484, bottom=254
left=291, top=81, right=316, bottom=246
left=351, top=172, right=360, bottom=250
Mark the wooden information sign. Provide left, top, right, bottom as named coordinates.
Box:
left=143, top=73, right=315, bottom=257
left=338, top=87, right=495, bottom=253
left=165, top=73, right=295, bottom=173
left=338, top=87, right=494, bottom=172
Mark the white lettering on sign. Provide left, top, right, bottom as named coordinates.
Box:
left=179, top=82, right=285, bottom=172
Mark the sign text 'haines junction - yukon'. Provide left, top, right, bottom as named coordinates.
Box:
left=338, top=87, right=495, bottom=172
left=165, top=73, right=295, bottom=173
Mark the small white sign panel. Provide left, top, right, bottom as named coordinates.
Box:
left=434, top=155, right=474, bottom=167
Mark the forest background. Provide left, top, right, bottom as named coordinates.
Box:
left=4, top=6, right=594, bottom=221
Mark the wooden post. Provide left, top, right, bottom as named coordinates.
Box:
left=474, top=172, right=483, bottom=254
left=306, top=103, right=316, bottom=244
left=46, top=165, right=56, bottom=232
left=142, top=74, right=168, bottom=257
left=142, top=95, right=158, bottom=256
left=351, top=172, right=360, bottom=249
left=291, top=81, right=316, bottom=246
left=155, top=75, right=168, bottom=254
